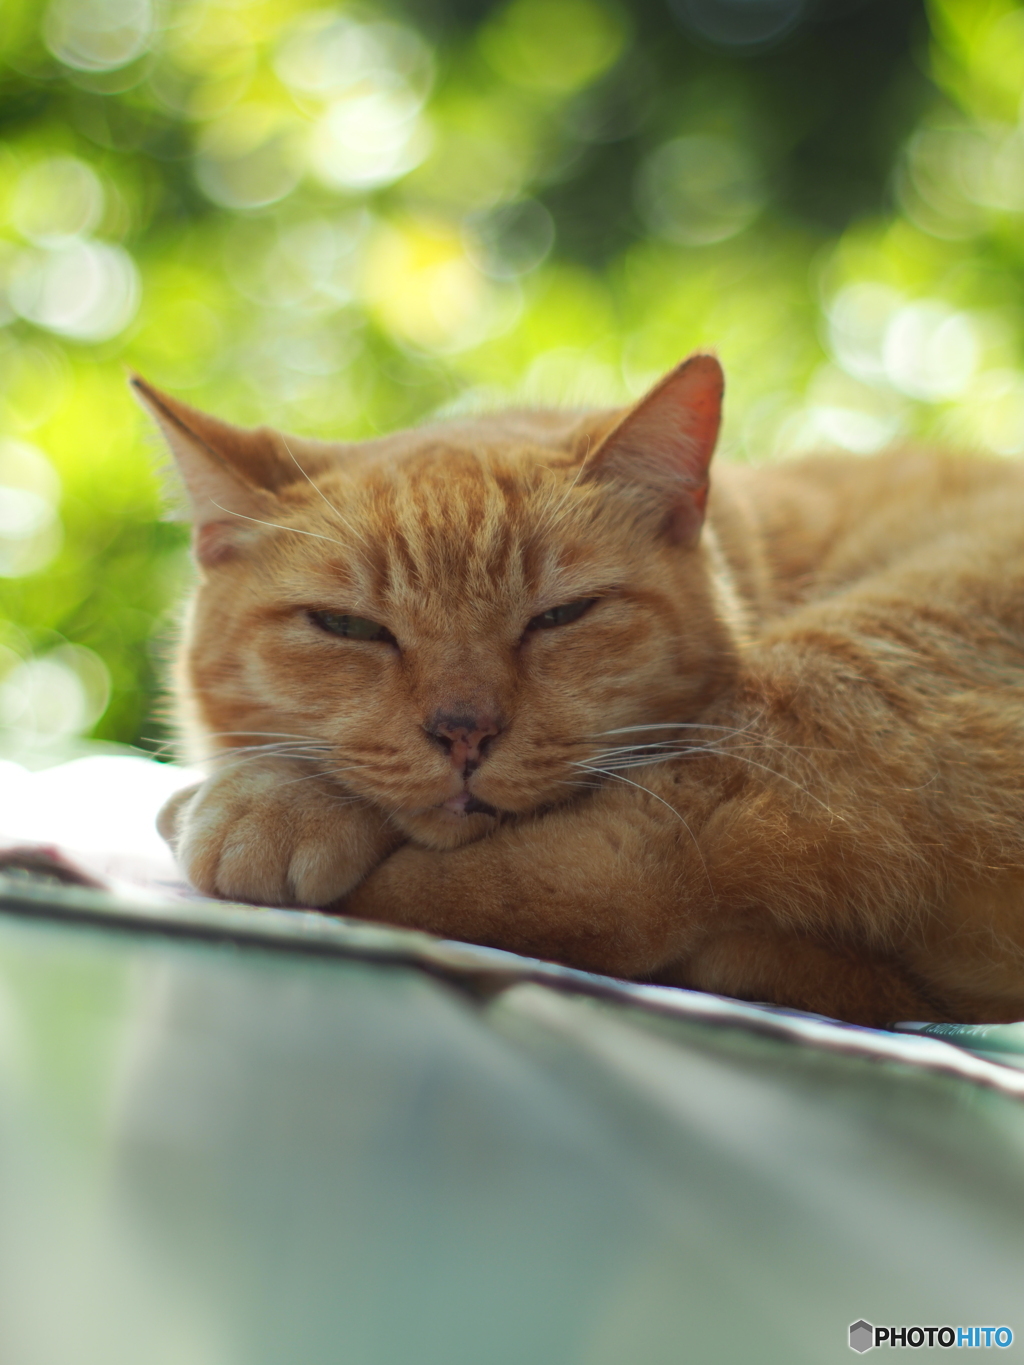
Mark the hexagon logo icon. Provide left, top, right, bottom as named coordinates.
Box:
left=849, top=1320, right=874, bottom=1353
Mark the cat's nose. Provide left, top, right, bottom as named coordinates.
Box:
left=425, top=710, right=502, bottom=773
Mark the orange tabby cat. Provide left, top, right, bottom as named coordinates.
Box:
left=138, top=355, right=1024, bottom=1027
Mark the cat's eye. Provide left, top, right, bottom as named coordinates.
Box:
left=309, top=610, right=397, bottom=645
left=526, top=598, right=597, bottom=631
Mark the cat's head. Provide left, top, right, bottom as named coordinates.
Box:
left=137, top=354, right=743, bottom=849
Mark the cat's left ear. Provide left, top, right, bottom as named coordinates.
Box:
left=584, top=353, right=723, bottom=545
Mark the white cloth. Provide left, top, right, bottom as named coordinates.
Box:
left=0, top=755, right=201, bottom=898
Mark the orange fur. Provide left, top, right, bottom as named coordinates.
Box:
left=137, top=356, right=1024, bottom=1026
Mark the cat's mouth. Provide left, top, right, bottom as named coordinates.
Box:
left=439, top=791, right=500, bottom=818
left=392, top=790, right=502, bottom=849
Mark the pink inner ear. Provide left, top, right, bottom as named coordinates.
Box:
left=195, top=521, right=241, bottom=567
left=670, top=359, right=723, bottom=475
left=587, top=353, right=724, bottom=543
left=622, top=353, right=723, bottom=486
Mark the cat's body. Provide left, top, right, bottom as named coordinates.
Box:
left=140, top=357, right=1024, bottom=1026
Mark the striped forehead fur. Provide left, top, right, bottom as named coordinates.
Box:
left=266, top=442, right=659, bottom=617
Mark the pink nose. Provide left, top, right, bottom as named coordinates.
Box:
left=426, top=711, right=501, bottom=773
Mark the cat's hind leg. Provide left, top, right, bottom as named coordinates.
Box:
left=679, top=928, right=950, bottom=1027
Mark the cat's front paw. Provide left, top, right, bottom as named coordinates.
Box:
left=158, top=760, right=403, bottom=906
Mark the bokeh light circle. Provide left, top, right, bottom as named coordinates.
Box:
left=463, top=200, right=555, bottom=280
left=0, top=440, right=62, bottom=579
left=882, top=301, right=979, bottom=402
left=9, top=241, right=141, bottom=342
left=44, top=0, right=153, bottom=72
left=195, top=108, right=304, bottom=210
left=11, top=158, right=105, bottom=246
left=636, top=134, right=765, bottom=245
left=275, top=16, right=433, bottom=100
left=668, top=0, right=804, bottom=48
left=309, top=88, right=430, bottom=192
left=0, top=645, right=110, bottom=745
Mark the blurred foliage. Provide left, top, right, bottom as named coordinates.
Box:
left=1, top=0, right=1023, bottom=758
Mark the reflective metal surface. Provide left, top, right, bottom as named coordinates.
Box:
left=1, top=899, right=1023, bottom=1364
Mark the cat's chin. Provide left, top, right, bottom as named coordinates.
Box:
left=392, top=806, right=501, bottom=851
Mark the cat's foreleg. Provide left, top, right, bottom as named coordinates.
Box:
left=343, top=777, right=951, bottom=1026
left=343, top=784, right=690, bottom=979
left=158, top=758, right=404, bottom=906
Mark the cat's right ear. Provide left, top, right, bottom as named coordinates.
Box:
left=131, top=376, right=288, bottom=566
left=584, top=353, right=724, bottom=546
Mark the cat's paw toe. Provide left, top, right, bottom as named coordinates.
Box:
left=178, top=805, right=361, bottom=906
left=283, top=839, right=362, bottom=905
left=204, top=820, right=297, bottom=904
left=161, top=765, right=400, bottom=907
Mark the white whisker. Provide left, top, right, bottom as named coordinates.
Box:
left=209, top=752, right=329, bottom=776
left=279, top=436, right=371, bottom=549
left=576, top=741, right=841, bottom=819
left=210, top=500, right=348, bottom=546
left=201, top=738, right=330, bottom=755
left=203, top=730, right=328, bottom=742
left=596, top=720, right=761, bottom=740
left=577, top=763, right=716, bottom=900
left=274, top=767, right=367, bottom=793
left=587, top=733, right=746, bottom=762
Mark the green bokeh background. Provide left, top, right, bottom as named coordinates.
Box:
left=1, top=0, right=1022, bottom=759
